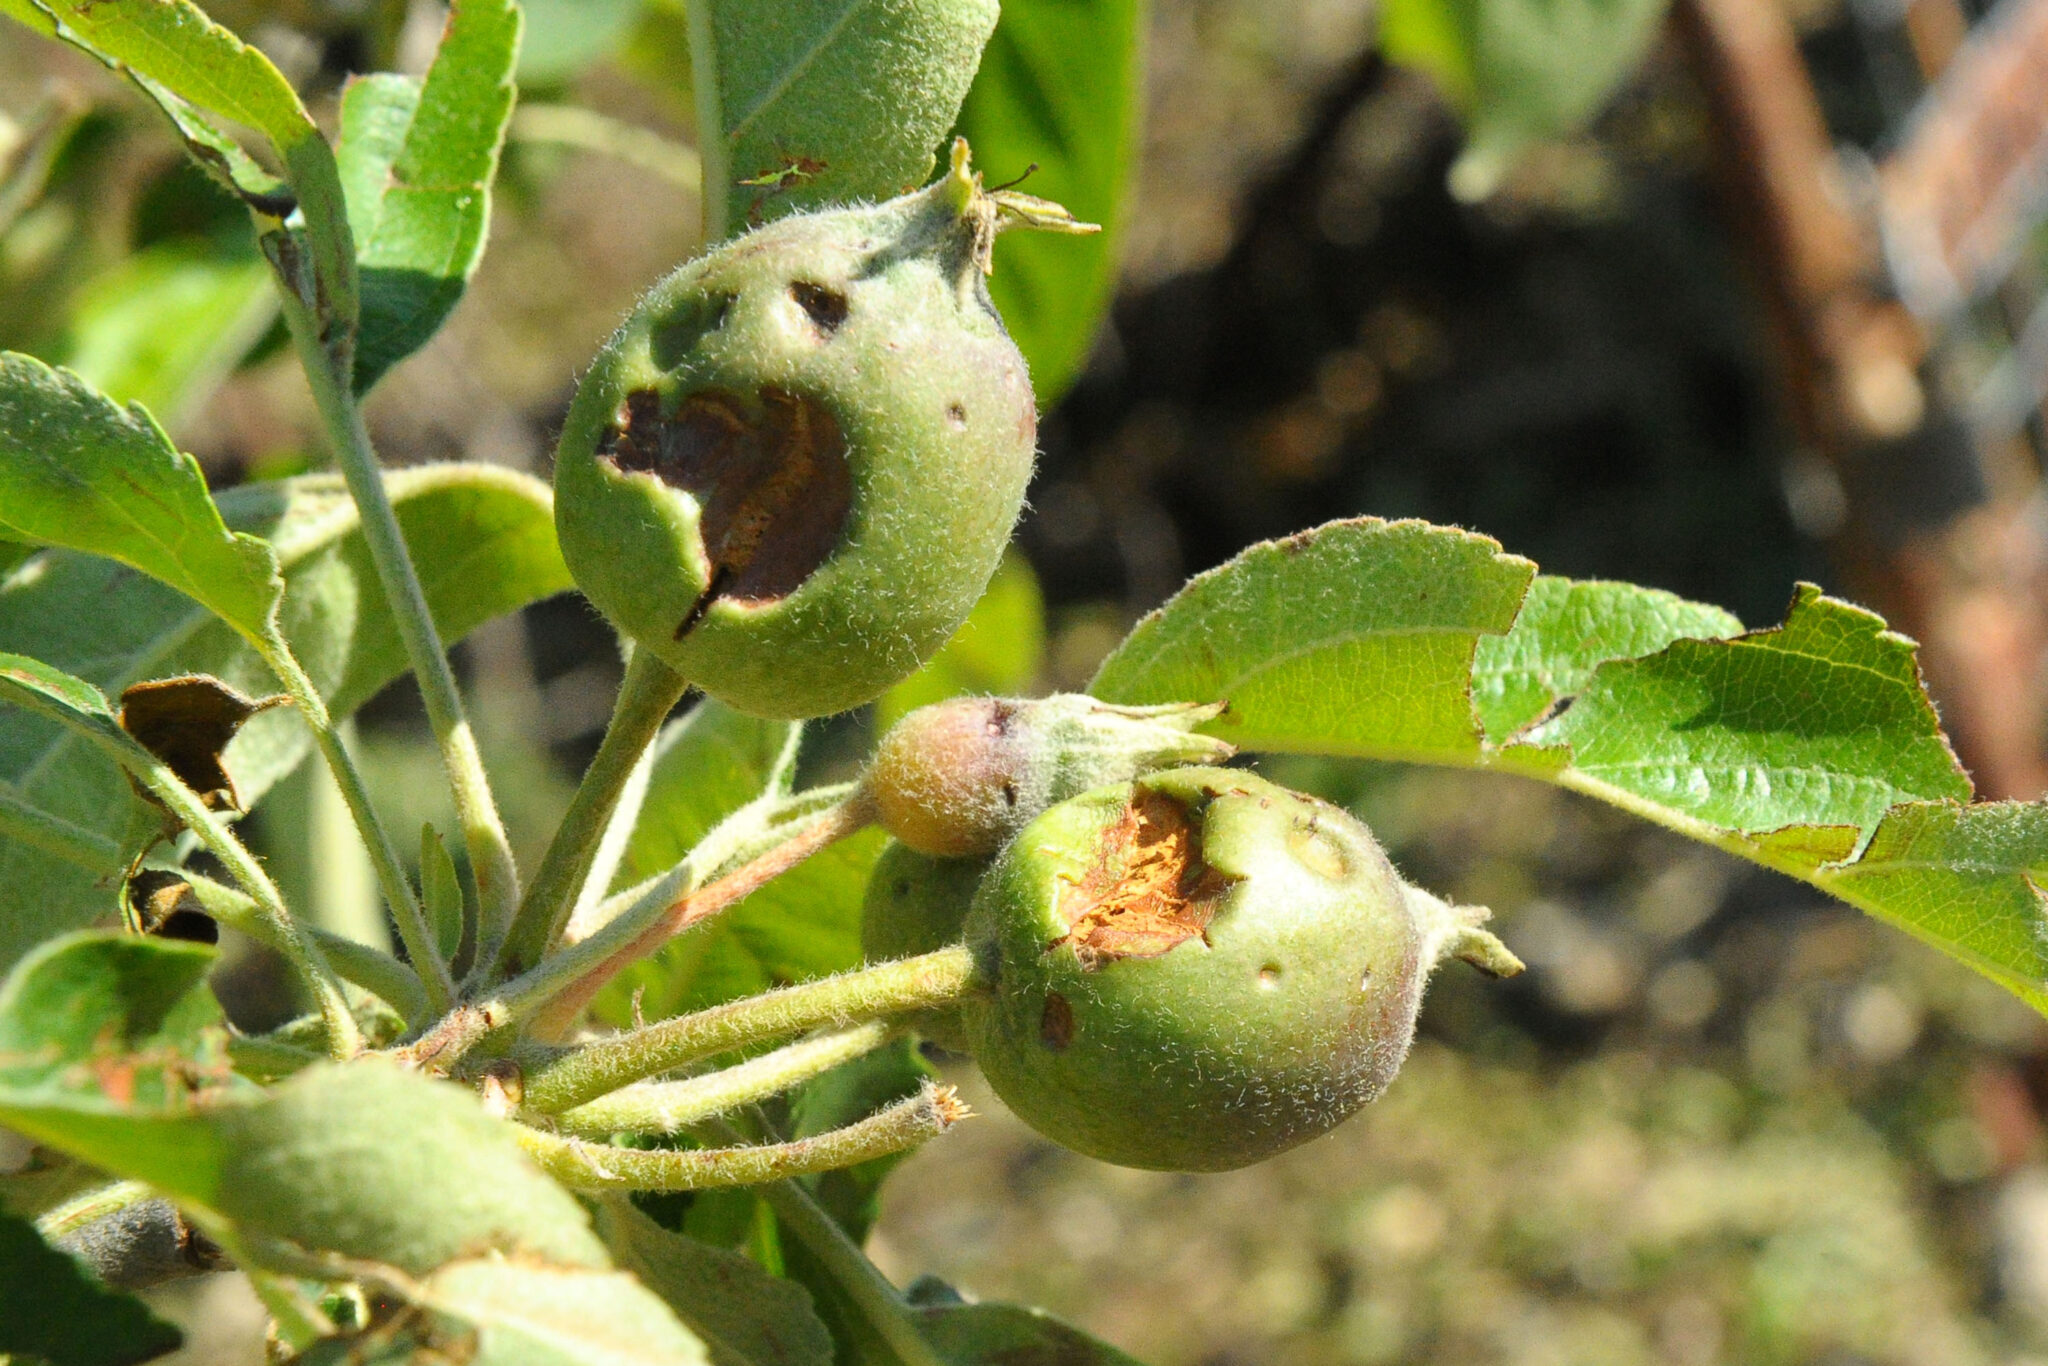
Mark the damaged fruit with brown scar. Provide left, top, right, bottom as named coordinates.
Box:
left=960, top=767, right=1524, bottom=1172
left=552, top=140, right=1096, bottom=720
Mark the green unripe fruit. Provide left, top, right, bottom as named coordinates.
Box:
left=861, top=840, right=988, bottom=963
left=868, top=694, right=1236, bottom=857
left=961, top=768, right=1521, bottom=1172
left=861, top=840, right=990, bottom=1051
left=554, top=142, right=1092, bottom=719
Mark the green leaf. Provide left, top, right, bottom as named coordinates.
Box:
left=1814, top=802, right=2048, bottom=1013
left=1380, top=0, right=1669, bottom=199
left=954, top=0, right=1144, bottom=402
left=0, top=351, right=282, bottom=640
left=337, top=0, right=522, bottom=392
left=203, top=1062, right=607, bottom=1275
left=295, top=1258, right=711, bottom=1366
left=58, top=240, right=277, bottom=429
left=408, top=1258, right=710, bottom=1366
left=19, top=0, right=355, bottom=327
left=690, top=0, right=1001, bottom=240
left=1472, top=575, right=1742, bottom=742
left=1529, top=584, right=1972, bottom=843
left=1090, top=519, right=1535, bottom=762
left=1087, top=515, right=2048, bottom=1016
left=0, top=1207, right=182, bottom=1366
left=913, top=1301, right=1145, bottom=1365
left=0, top=933, right=232, bottom=1195
left=422, top=822, right=467, bottom=965
left=596, top=1199, right=831, bottom=1366
left=876, top=553, right=1043, bottom=732
left=0, top=464, right=569, bottom=968
left=614, top=701, right=802, bottom=893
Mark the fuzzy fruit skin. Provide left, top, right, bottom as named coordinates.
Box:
left=861, top=840, right=988, bottom=963
left=961, top=768, right=1433, bottom=1172
left=861, top=840, right=989, bottom=1051
left=868, top=695, right=1235, bottom=857
left=554, top=157, right=1036, bottom=720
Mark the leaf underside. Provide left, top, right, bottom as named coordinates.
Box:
left=1090, top=517, right=2048, bottom=1014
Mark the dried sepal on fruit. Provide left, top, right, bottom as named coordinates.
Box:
left=961, top=768, right=1521, bottom=1172
left=554, top=141, right=1096, bottom=720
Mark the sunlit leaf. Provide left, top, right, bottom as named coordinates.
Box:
left=690, top=0, right=999, bottom=239
left=0, top=351, right=281, bottom=640
left=337, top=0, right=521, bottom=391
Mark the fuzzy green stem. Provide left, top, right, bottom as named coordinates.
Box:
left=519, top=946, right=982, bottom=1115
left=258, top=640, right=454, bottom=1011
left=274, top=286, right=521, bottom=959
left=744, top=1142, right=952, bottom=1366
left=187, top=873, right=428, bottom=1023
left=552, top=1022, right=895, bottom=1137
left=530, top=794, right=875, bottom=1036
left=226, top=1031, right=326, bottom=1082
left=400, top=787, right=864, bottom=1070
left=514, top=1082, right=966, bottom=1191
left=502, top=647, right=690, bottom=975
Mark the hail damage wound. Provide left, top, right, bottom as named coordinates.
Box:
left=552, top=140, right=1096, bottom=720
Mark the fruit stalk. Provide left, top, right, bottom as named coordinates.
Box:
left=512, top=1082, right=968, bottom=1190
left=551, top=1021, right=895, bottom=1137
left=518, top=945, right=985, bottom=1114
left=500, top=646, right=692, bottom=974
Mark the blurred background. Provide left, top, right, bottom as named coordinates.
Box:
left=12, top=0, right=2048, bottom=1360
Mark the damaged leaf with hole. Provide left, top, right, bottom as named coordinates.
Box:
left=554, top=141, right=1094, bottom=719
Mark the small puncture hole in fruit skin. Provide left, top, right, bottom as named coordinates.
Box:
left=1040, top=992, right=1075, bottom=1050
left=1257, top=963, right=1283, bottom=989
left=1359, top=967, right=1374, bottom=991
left=945, top=402, right=969, bottom=429
left=791, top=280, right=849, bottom=333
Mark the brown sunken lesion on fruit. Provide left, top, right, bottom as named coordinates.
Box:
left=1055, top=789, right=1240, bottom=969
left=600, top=385, right=853, bottom=637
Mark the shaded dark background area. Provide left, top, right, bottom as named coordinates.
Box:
left=1029, top=57, right=1820, bottom=633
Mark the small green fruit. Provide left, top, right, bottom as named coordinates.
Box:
left=961, top=768, right=1521, bottom=1172
left=867, top=694, right=1236, bottom=857
left=554, top=142, right=1091, bottom=720
left=861, top=840, right=989, bottom=1051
